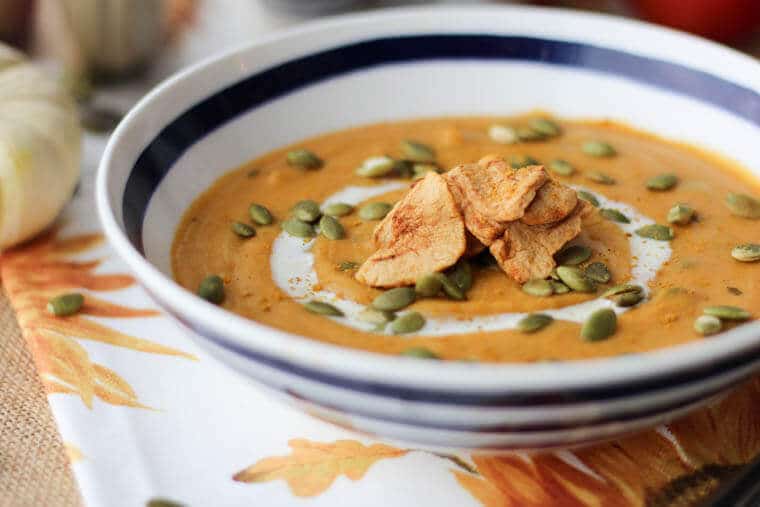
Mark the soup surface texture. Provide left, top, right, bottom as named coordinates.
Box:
left=172, top=116, right=760, bottom=362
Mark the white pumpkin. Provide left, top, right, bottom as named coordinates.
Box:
left=0, top=43, right=81, bottom=250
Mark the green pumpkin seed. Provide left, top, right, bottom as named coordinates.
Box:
left=337, top=261, right=359, bottom=271
left=197, top=276, right=224, bottom=304
left=555, top=245, right=592, bottom=266
left=548, top=159, right=575, bottom=176
left=556, top=266, right=596, bottom=293
left=391, top=312, right=426, bottom=334
left=400, top=140, right=435, bottom=162
left=358, top=308, right=395, bottom=325
left=372, top=287, right=416, bottom=311
left=319, top=215, right=344, bottom=240
left=610, top=291, right=644, bottom=307
left=231, top=222, right=256, bottom=238
left=517, top=313, right=554, bottom=333
left=584, top=262, right=611, bottom=283
left=249, top=203, right=273, bottom=225
left=581, top=308, right=617, bottom=341
left=517, top=126, right=545, bottom=142
left=635, top=224, right=674, bottom=241
left=401, top=346, right=438, bottom=359
left=47, top=293, right=84, bottom=316
left=577, top=190, right=600, bottom=207
left=437, top=273, right=466, bottom=300
left=600, top=208, right=630, bottom=224
left=287, top=149, right=323, bottom=169
left=416, top=273, right=443, bottom=297
left=550, top=281, right=571, bottom=294
left=448, top=261, right=473, bottom=291
left=732, top=244, right=760, bottom=262
left=488, top=124, right=518, bottom=144
left=281, top=218, right=315, bottom=238
left=582, top=141, right=616, bottom=157
left=529, top=118, right=561, bottom=137
left=324, top=202, right=354, bottom=217
left=586, top=171, right=616, bottom=185
left=412, top=163, right=441, bottom=179
left=510, top=155, right=539, bottom=168
left=293, top=200, right=322, bottom=223
left=694, top=315, right=722, bottom=336
left=303, top=300, right=344, bottom=317
left=356, top=156, right=395, bottom=177
left=667, top=203, right=695, bottom=225
left=549, top=268, right=561, bottom=281
left=522, top=279, right=554, bottom=297
left=602, top=283, right=643, bottom=298
left=359, top=202, right=392, bottom=221
left=393, top=159, right=415, bottom=179
left=725, top=193, right=760, bottom=219
left=703, top=305, right=751, bottom=321
left=646, top=173, right=678, bottom=191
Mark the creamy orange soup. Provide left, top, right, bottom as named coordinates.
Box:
left=172, top=116, right=760, bottom=362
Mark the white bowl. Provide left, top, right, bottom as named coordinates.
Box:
left=97, top=5, right=760, bottom=451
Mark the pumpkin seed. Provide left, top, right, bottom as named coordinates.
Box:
left=448, top=261, right=473, bottom=291
left=324, top=202, right=354, bottom=217
left=529, top=118, right=561, bottom=137
left=293, top=200, right=322, bottom=222
left=555, top=245, right=592, bottom=266
left=582, top=141, right=616, bottom=157
left=522, top=279, right=554, bottom=297
left=415, top=273, right=443, bottom=297
left=694, top=315, right=722, bottom=336
left=635, top=224, right=674, bottom=241
left=401, top=346, right=438, bottom=359
left=548, top=159, right=574, bottom=176
left=549, top=268, right=561, bottom=281
left=337, top=261, right=359, bottom=271
left=510, top=155, right=539, bottom=168
left=437, top=273, right=466, bottom=300
left=249, top=203, right=273, bottom=225
left=610, top=291, right=644, bottom=307
left=360, top=202, right=393, bottom=221
left=577, top=190, right=600, bottom=207
left=231, top=222, right=256, bottom=238
left=581, top=308, right=617, bottom=341
left=400, top=140, right=435, bottom=162
left=372, top=287, right=416, bottom=311
left=550, top=281, right=571, bottom=294
left=667, top=203, right=695, bottom=225
left=646, top=173, right=678, bottom=191
left=600, top=208, right=630, bottom=224
left=732, top=244, right=760, bottom=262
left=358, top=308, right=395, bottom=325
left=303, top=300, right=343, bottom=316
left=586, top=171, right=616, bottom=185
left=704, top=305, right=751, bottom=321
left=197, top=276, right=224, bottom=304
left=602, top=284, right=643, bottom=298
left=585, top=262, right=611, bottom=283
left=556, top=266, right=596, bottom=293
left=319, top=215, right=344, bottom=240
left=356, top=156, right=395, bottom=177
left=281, top=218, right=315, bottom=238
left=517, top=126, right=545, bottom=142
left=488, top=124, right=518, bottom=144
left=412, top=163, right=441, bottom=179
left=517, top=313, right=554, bottom=333
left=391, top=312, right=426, bottom=334
left=393, top=159, right=415, bottom=179
left=287, top=149, right=323, bottom=169
left=725, top=193, right=760, bottom=219
left=47, top=293, right=84, bottom=316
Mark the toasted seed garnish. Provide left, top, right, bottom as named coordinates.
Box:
left=602, top=283, right=643, bottom=298
left=635, top=224, right=674, bottom=241
left=582, top=141, right=616, bottom=157
left=694, top=315, right=722, bottom=336
left=47, top=293, right=84, bottom=316
left=356, top=156, right=395, bottom=177
left=197, top=276, right=224, bottom=304
left=555, top=245, right=592, bottom=266
left=556, top=266, right=596, bottom=293
left=516, top=126, right=545, bottom=142
left=581, top=309, right=617, bottom=341
left=599, top=208, right=630, bottom=224
left=249, top=203, right=273, bottom=225
left=529, top=118, right=561, bottom=137
left=488, top=124, right=518, bottom=144
left=401, top=346, right=438, bottom=359
left=393, top=159, right=415, bottom=179
left=337, top=261, right=359, bottom=271
left=303, top=300, right=343, bottom=316
left=550, top=281, right=571, bottom=294
left=281, top=218, right=315, bottom=238
left=585, top=262, right=611, bottom=283
left=510, top=155, right=540, bottom=168
left=548, top=159, right=575, bottom=176
left=358, top=308, right=395, bottom=325
left=610, top=291, right=644, bottom=307
left=400, top=139, right=435, bottom=162
left=358, top=202, right=392, bottom=220
left=586, top=171, right=616, bottom=184
left=392, top=312, right=426, bottom=334
left=287, top=149, right=323, bottom=169
left=448, top=261, right=473, bottom=291
left=324, top=202, right=354, bottom=217
left=319, top=215, right=344, bottom=240
left=646, top=173, right=678, bottom=191
left=415, top=273, right=444, bottom=297
left=725, top=192, right=760, bottom=219
left=293, top=200, right=322, bottom=222
left=522, top=279, right=554, bottom=297
left=517, top=313, right=554, bottom=333
left=704, top=305, right=751, bottom=321
left=231, top=221, right=256, bottom=238
left=577, top=190, right=600, bottom=207
left=667, top=203, right=695, bottom=225
left=372, top=287, right=417, bottom=311
left=732, top=244, right=760, bottom=262
left=437, top=273, right=466, bottom=300
left=412, top=163, right=441, bottom=180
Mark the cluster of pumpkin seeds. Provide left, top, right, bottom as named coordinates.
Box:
left=488, top=118, right=562, bottom=145
left=280, top=199, right=349, bottom=240
left=355, top=140, right=443, bottom=181
left=694, top=305, right=751, bottom=336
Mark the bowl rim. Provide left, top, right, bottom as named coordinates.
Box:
left=97, top=4, right=760, bottom=393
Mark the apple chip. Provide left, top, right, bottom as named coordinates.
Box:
left=521, top=179, right=579, bottom=226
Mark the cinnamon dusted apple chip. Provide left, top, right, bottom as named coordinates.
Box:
left=521, top=179, right=579, bottom=226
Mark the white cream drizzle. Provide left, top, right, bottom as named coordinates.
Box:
left=271, top=182, right=672, bottom=336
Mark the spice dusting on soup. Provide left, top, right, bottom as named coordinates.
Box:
left=172, top=115, right=759, bottom=363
